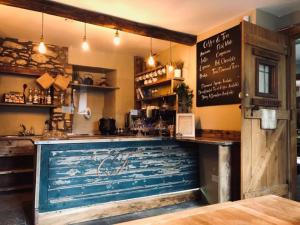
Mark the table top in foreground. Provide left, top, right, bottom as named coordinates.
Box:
left=117, top=195, right=300, bottom=225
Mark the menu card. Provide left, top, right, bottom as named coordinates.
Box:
left=196, top=25, right=241, bottom=107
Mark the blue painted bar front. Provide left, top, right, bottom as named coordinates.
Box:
left=36, top=139, right=199, bottom=212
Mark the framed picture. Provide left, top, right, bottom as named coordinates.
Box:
left=176, top=113, right=195, bottom=137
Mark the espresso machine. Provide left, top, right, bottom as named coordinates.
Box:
left=126, top=108, right=176, bottom=136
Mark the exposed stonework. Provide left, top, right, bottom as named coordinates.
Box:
left=15, top=59, right=27, bottom=66
left=0, top=37, right=68, bottom=74
left=0, top=56, right=14, bottom=64
left=3, top=40, right=25, bottom=50
left=31, top=53, right=49, bottom=64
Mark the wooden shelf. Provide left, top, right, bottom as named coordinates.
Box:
left=137, top=93, right=176, bottom=102
left=140, top=78, right=184, bottom=89
left=0, top=66, right=44, bottom=77
left=0, top=103, right=56, bottom=108
left=71, top=83, right=119, bottom=90
left=0, top=168, right=33, bottom=175
left=135, top=65, right=165, bottom=77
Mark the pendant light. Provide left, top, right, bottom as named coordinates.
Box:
left=82, top=23, right=89, bottom=51
left=168, top=41, right=174, bottom=73
left=147, top=38, right=155, bottom=66
left=113, top=30, right=121, bottom=46
left=38, top=13, right=47, bottom=54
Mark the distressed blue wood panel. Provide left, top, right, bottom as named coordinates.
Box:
left=38, top=140, right=199, bottom=212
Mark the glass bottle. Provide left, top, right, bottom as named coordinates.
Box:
left=46, top=89, right=52, bottom=105
left=28, top=88, right=33, bottom=104
left=40, top=90, right=45, bottom=104
left=33, top=89, right=38, bottom=104
left=60, top=92, right=65, bottom=106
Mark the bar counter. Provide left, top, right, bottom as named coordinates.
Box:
left=33, top=135, right=240, bottom=225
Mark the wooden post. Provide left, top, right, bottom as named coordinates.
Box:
left=218, top=145, right=231, bottom=202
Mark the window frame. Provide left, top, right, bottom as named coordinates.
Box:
left=255, top=57, right=278, bottom=99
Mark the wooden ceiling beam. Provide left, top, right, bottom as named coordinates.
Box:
left=0, top=0, right=197, bottom=46
left=279, top=23, right=300, bottom=39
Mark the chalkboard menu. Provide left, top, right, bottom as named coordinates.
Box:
left=196, top=25, right=241, bottom=107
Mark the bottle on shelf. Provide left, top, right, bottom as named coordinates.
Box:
left=40, top=90, right=45, bottom=104
left=46, top=89, right=52, bottom=105
left=33, top=88, right=39, bottom=104
left=60, top=92, right=65, bottom=106
left=27, top=88, right=33, bottom=104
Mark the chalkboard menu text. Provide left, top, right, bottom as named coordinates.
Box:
left=196, top=25, right=241, bottom=107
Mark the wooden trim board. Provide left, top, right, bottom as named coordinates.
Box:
left=0, top=0, right=197, bottom=46
left=36, top=189, right=200, bottom=225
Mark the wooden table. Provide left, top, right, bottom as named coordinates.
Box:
left=117, top=195, right=300, bottom=225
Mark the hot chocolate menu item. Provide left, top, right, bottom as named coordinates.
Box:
left=196, top=24, right=241, bottom=107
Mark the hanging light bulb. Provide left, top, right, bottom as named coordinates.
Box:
left=82, top=23, right=89, bottom=51
left=38, top=38, right=46, bottom=54
left=147, top=38, right=155, bottom=66
left=168, top=41, right=174, bottom=72
left=113, top=30, right=121, bottom=46
left=38, top=13, right=47, bottom=54
left=148, top=54, right=155, bottom=66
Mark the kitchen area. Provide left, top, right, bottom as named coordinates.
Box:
left=0, top=1, right=300, bottom=225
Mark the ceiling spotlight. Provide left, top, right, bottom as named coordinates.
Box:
left=38, top=13, right=47, bottom=54
left=114, top=30, right=121, bottom=46
left=82, top=23, right=89, bottom=51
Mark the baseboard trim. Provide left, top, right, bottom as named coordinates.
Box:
left=36, top=189, right=200, bottom=225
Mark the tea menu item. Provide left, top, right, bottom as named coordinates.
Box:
left=196, top=25, right=241, bottom=107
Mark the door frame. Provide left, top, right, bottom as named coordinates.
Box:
left=240, top=21, right=297, bottom=199
left=280, top=24, right=299, bottom=199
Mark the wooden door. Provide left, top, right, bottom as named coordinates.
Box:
left=241, top=21, right=297, bottom=199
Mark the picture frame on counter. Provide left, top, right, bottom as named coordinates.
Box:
left=176, top=113, right=195, bottom=137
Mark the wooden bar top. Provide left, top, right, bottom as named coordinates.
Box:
left=117, top=195, right=300, bottom=225
left=176, top=136, right=240, bottom=146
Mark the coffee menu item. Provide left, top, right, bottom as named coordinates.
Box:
left=196, top=25, right=241, bottom=107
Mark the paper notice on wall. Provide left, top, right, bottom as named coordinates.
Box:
left=78, top=89, right=88, bottom=114
left=261, top=109, right=277, bottom=130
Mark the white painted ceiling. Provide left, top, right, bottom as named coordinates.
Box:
left=0, top=0, right=300, bottom=56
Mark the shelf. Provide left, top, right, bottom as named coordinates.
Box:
left=71, top=83, right=119, bottom=90
left=139, top=77, right=184, bottom=89
left=0, top=66, right=44, bottom=77
left=72, top=65, right=115, bottom=74
left=0, top=168, right=33, bottom=175
left=135, top=65, right=165, bottom=77
left=0, top=103, right=56, bottom=108
left=137, top=93, right=176, bottom=102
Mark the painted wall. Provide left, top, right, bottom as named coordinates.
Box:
left=68, top=47, right=134, bottom=130
left=0, top=38, right=69, bottom=135
left=256, top=9, right=280, bottom=31
left=157, top=11, right=257, bottom=131
left=0, top=38, right=134, bottom=135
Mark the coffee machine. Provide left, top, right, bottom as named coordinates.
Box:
left=125, top=108, right=175, bottom=136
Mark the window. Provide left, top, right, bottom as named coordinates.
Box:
left=255, top=58, right=277, bottom=98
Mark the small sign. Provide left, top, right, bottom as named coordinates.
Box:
left=261, top=109, right=277, bottom=130
left=176, top=113, right=195, bottom=137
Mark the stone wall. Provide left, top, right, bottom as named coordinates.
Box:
left=0, top=37, right=68, bottom=74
